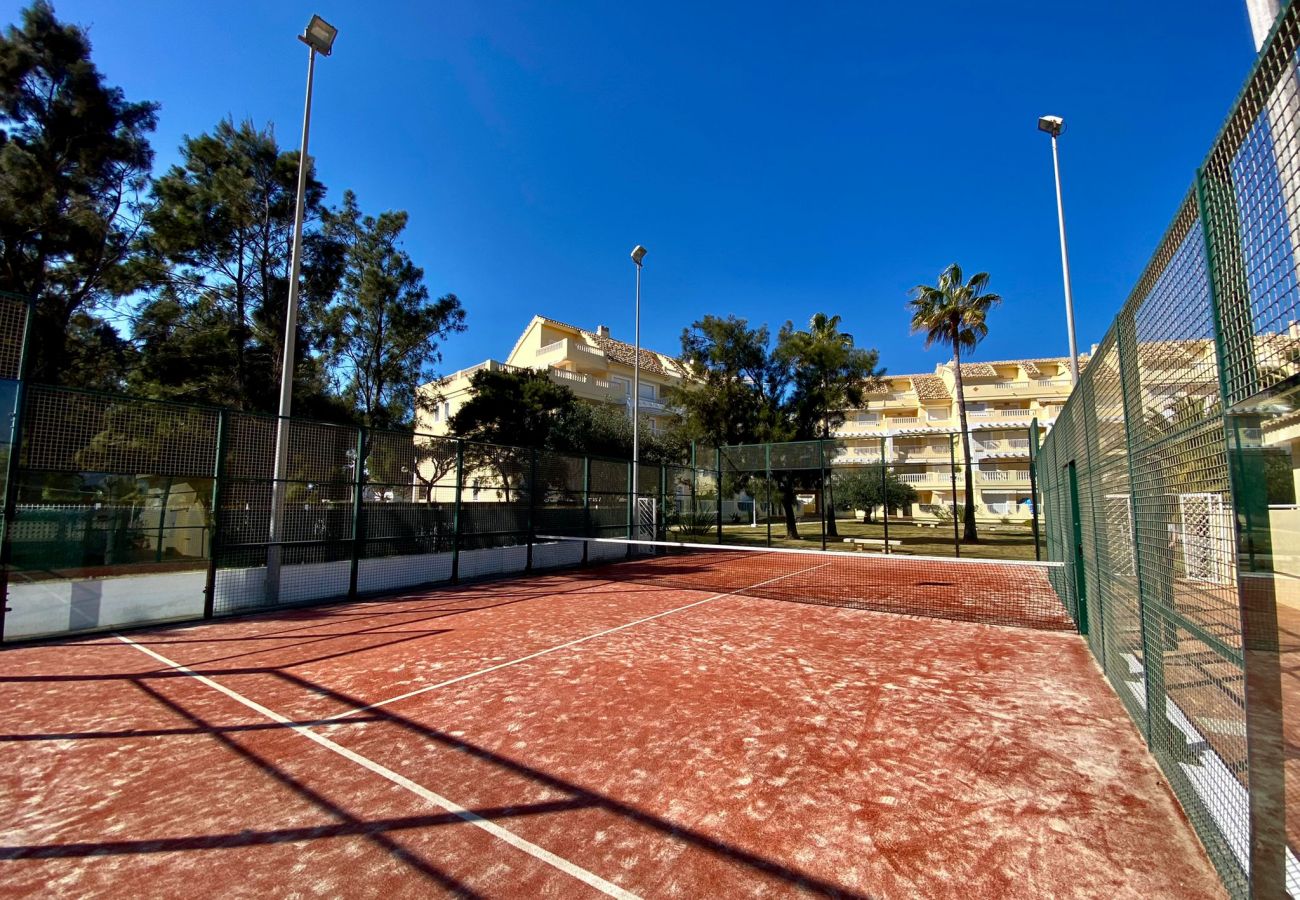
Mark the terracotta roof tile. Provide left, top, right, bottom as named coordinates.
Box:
left=531, top=315, right=686, bottom=378
left=912, top=374, right=950, bottom=401
left=587, top=332, right=674, bottom=376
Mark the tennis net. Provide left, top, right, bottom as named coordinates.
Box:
left=534, top=535, right=1074, bottom=631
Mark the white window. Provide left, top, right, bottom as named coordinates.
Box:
left=638, top=382, right=656, bottom=400
left=610, top=376, right=631, bottom=395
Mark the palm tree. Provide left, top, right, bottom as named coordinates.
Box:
left=908, top=264, right=1001, bottom=543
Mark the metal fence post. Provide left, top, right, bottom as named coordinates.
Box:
left=819, top=441, right=827, bottom=551
left=690, top=440, right=698, bottom=520
left=880, top=437, right=889, bottom=550
left=582, top=453, right=592, bottom=535
left=527, top=447, right=538, bottom=571
left=1197, top=163, right=1287, bottom=895
left=765, top=442, right=772, bottom=547
left=949, top=433, right=960, bottom=558
left=450, top=440, right=464, bottom=583
left=1028, top=420, right=1041, bottom=561
left=715, top=447, right=723, bottom=543
left=348, top=426, right=367, bottom=600
left=825, top=439, right=838, bottom=540
left=1115, top=314, right=1160, bottom=747
left=658, top=463, right=666, bottom=541
left=203, top=409, right=228, bottom=619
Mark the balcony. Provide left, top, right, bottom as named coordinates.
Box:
left=976, top=470, right=1031, bottom=483
left=547, top=367, right=621, bottom=402
left=436, top=359, right=531, bottom=385
left=896, top=471, right=955, bottom=486
left=829, top=447, right=884, bottom=463
left=536, top=338, right=608, bottom=372
left=973, top=437, right=1031, bottom=456
left=628, top=395, right=669, bottom=413
left=963, top=382, right=1027, bottom=398
left=834, top=417, right=881, bottom=435
left=964, top=380, right=1070, bottom=398
left=967, top=408, right=1033, bottom=426
left=892, top=443, right=954, bottom=462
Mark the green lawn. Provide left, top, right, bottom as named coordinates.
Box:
left=667, top=517, right=1042, bottom=561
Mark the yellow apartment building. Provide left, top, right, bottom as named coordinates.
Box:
left=832, top=356, right=1083, bottom=522
left=416, top=315, right=689, bottom=438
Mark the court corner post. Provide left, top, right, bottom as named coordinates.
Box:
left=203, top=408, right=229, bottom=619
left=1197, top=154, right=1290, bottom=896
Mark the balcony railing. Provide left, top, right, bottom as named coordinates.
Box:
left=977, top=470, right=1030, bottom=482
left=897, top=473, right=933, bottom=483
left=572, top=342, right=606, bottom=359
left=536, top=338, right=607, bottom=367
left=969, top=408, right=1032, bottom=420
left=896, top=472, right=953, bottom=485
left=629, top=395, right=668, bottom=412
left=545, top=366, right=619, bottom=400
left=974, top=438, right=1031, bottom=453
left=437, top=359, right=530, bottom=384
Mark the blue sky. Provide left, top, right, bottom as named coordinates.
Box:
left=7, top=1, right=1260, bottom=378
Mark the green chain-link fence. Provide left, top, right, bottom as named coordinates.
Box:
left=0, top=374, right=666, bottom=640
left=1038, top=4, right=1300, bottom=895
left=664, top=433, right=1044, bottom=560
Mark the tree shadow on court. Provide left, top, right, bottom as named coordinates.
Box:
left=1, top=653, right=874, bottom=897
left=269, top=667, right=875, bottom=898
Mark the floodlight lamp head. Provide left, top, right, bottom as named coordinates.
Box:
left=1037, top=115, right=1065, bottom=137
left=631, top=245, right=647, bottom=266
left=300, top=14, right=338, bottom=56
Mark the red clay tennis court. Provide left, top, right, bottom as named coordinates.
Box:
left=2, top=543, right=1224, bottom=898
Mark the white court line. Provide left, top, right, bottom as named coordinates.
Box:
left=336, top=560, right=835, bottom=719
left=115, top=633, right=641, bottom=900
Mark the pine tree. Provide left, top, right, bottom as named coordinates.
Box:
left=0, top=1, right=157, bottom=385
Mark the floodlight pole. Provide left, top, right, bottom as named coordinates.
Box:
left=1045, top=125, right=1081, bottom=384
left=630, top=246, right=646, bottom=535
left=267, top=30, right=326, bottom=602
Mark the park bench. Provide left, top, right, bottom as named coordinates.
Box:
left=842, top=537, right=909, bottom=554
